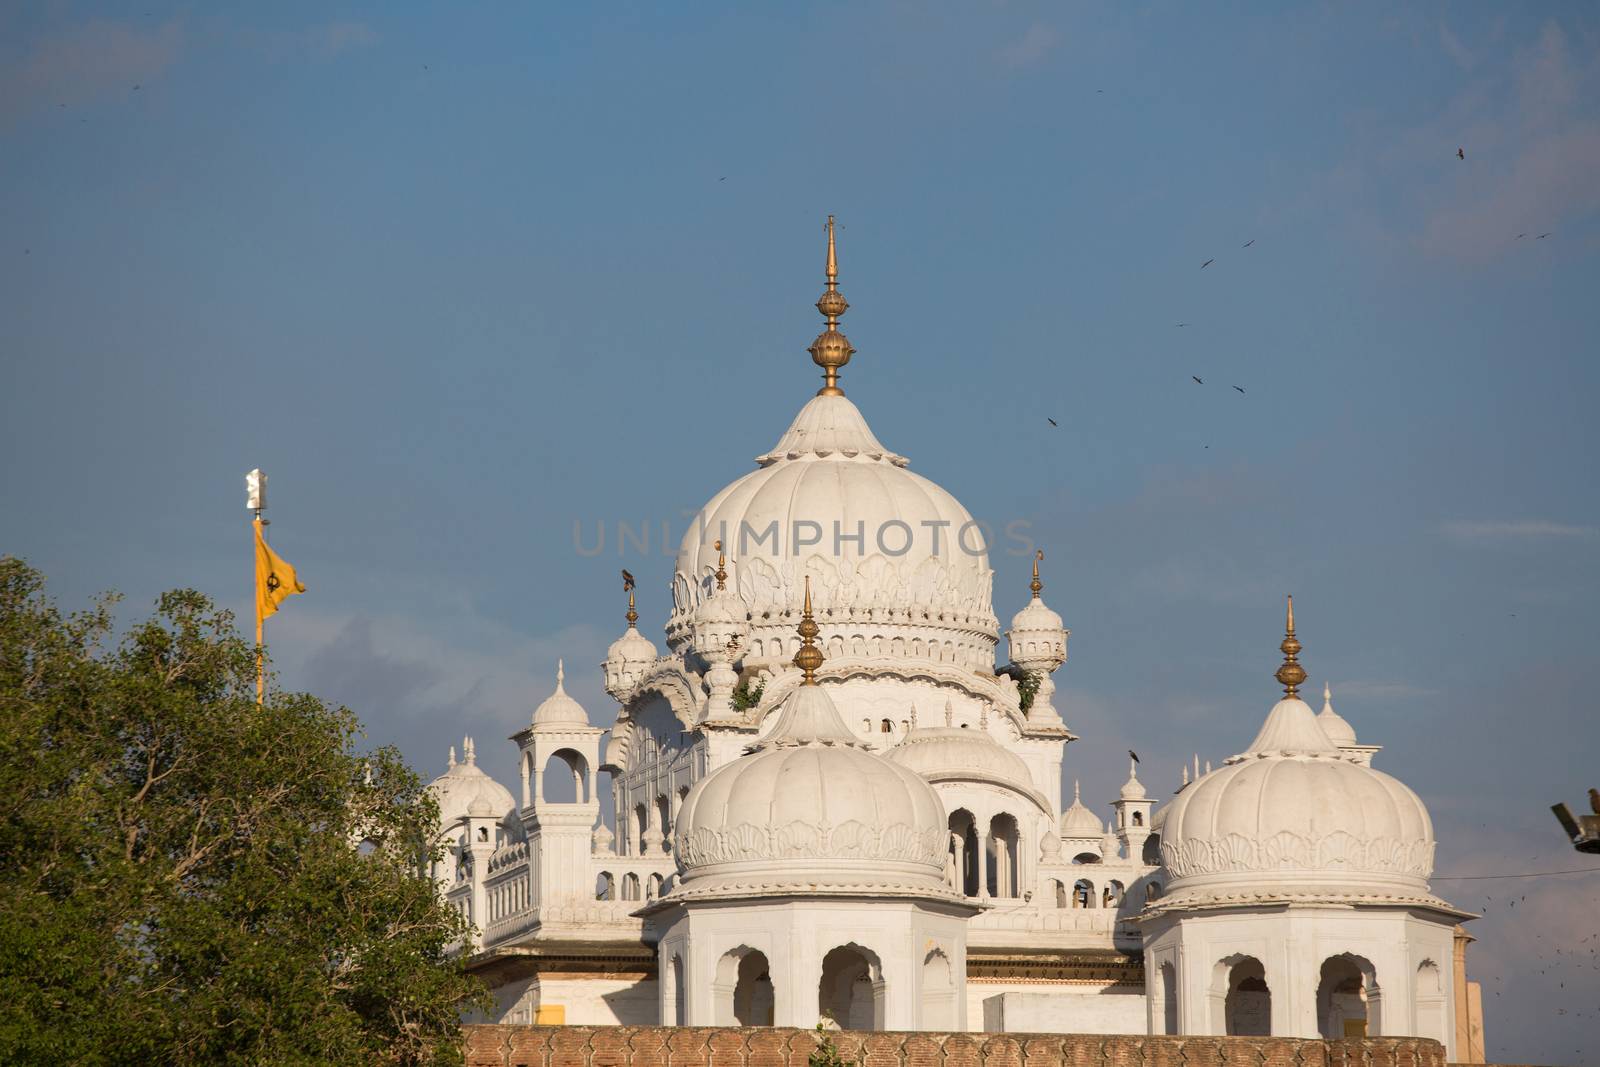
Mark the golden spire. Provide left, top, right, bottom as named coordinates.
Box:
left=1031, top=549, right=1044, bottom=599
left=714, top=539, right=728, bottom=591
left=808, top=215, right=854, bottom=397
left=792, top=576, right=824, bottom=684
left=1274, top=594, right=1307, bottom=698
left=625, top=589, right=638, bottom=628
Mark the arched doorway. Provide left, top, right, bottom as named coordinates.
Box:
left=715, top=947, right=774, bottom=1026
left=819, top=944, right=885, bottom=1030
left=1214, top=956, right=1271, bottom=1036
left=1318, top=954, right=1379, bottom=1038
left=920, top=948, right=955, bottom=1028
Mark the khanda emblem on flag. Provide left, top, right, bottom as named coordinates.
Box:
left=254, top=519, right=306, bottom=621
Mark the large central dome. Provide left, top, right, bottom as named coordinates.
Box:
left=668, top=393, right=996, bottom=661
left=665, top=230, right=997, bottom=667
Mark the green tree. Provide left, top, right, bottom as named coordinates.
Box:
left=0, top=558, right=488, bottom=1066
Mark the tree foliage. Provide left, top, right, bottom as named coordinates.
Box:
left=0, top=558, right=488, bottom=1066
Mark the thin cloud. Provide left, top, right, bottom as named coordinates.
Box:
left=0, top=18, right=184, bottom=124
left=1438, top=23, right=1475, bottom=71
left=1416, top=21, right=1600, bottom=259
left=997, top=23, right=1060, bottom=69
left=1443, top=519, right=1598, bottom=543
left=305, top=21, right=379, bottom=60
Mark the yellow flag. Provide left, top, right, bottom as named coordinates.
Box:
left=254, top=519, right=306, bottom=622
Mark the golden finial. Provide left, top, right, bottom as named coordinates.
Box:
left=714, top=539, right=728, bottom=591
left=1274, top=594, right=1307, bottom=697
left=809, top=215, right=854, bottom=397
left=792, top=576, right=824, bottom=684
left=1030, top=549, right=1044, bottom=599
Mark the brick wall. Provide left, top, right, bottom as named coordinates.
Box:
left=463, top=1026, right=1450, bottom=1067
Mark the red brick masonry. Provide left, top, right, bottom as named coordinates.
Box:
left=462, top=1026, right=1450, bottom=1067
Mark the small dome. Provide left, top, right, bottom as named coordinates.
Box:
left=607, top=625, right=657, bottom=667
left=885, top=715, right=1035, bottom=794
left=531, top=661, right=590, bottom=728
left=1158, top=696, right=1436, bottom=904
left=1316, top=682, right=1358, bottom=747
left=1040, top=831, right=1063, bottom=860
left=428, top=739, right=516, bottom=828
left=674, top=683, right=955, bottom=900
left=1059, top=781, right=1104, bottom=839
left=592, top=822, right=615, bottom=853
left=1009, top=596, right=1063, bottom=635
left=1120, top=761, right=1148, bottom=801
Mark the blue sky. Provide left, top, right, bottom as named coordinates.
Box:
left=2, top=3, right=1598, bottom=1060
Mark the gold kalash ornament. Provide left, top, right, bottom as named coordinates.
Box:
left=1274, top=595, right=1308, bottom=698
left=808, top=216, right=854, bottom=396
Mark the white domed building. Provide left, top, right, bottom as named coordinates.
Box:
left=1139, top=602, right=1471, bottom=1047
left=420, top=221, right=1480, bottom=1056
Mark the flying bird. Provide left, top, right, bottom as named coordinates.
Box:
left=1192, top=376, right=1204, bottom=385
left=1233, top=385, right=1245, bottom=394
left=1201, top=258, right=1214, bottom=269
left=1128, top=750, right=1140, bottom=763
left=1458, top=147, right=1465, bottom=160
left=1516, top=233, right=1527, bottom=239
left=719, top=176, right=727, bottom=181
left=1175, top=322, right=1188, bottom=327
left=621, top=569, right=635, bottom=592
left=132, top=84, right=141, bottom=91
left=1242, top=239, right=1255, bottom=248
left=1046, top=417, right=1058, bottom=427
left=1538, top=232, right=1552, bottom=239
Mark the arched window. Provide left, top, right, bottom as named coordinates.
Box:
left=646, top=873, right=663, bottom=900
left=1317, top=954, right=1379, bottom=1038
left=621, top=872, right=641, bottom=901
left=819, top=944, right=884, bottom=1030
left=948, top=810, right=979, bottom=896
left=1146, top=881, right=1162, bottom=901
left=988, top=813, right=1020, bottom=898
left=715, top=947, right=773, bottom=1026
left=1216, top=956, right=1271, bottom=1036
left=1132, top=810, right=1144, bottom=826
left=1052, top=879, right=1067, bottom=909
left=1073, top=878, right=1095, bottom=909
left=595, top=872, right=615, bottom=900
left=542, top=749, right=589, bottom=803
left=655, top=794, right=671, bottom=843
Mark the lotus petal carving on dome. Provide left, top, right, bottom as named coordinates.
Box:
left=1161, top=831, right=1435, bottom=882
left=676, top=819, right=946, bottom=871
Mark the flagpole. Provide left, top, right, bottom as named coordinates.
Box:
left=247, top=468, right=267, bottom=706
left=254, top=509, right=265, bottom=705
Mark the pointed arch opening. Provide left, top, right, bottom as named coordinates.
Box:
left=819, top=943, right=885, bottom=1030
left=1318, top=953, right=1380, bottom=1038
left=715, top=946, right=774, bottom=1027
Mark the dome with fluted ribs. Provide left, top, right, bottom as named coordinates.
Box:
left=1157, top=697, right=1437, bottom=906
left=670, top=684, right=958, bottom=900
left=667, top=393, right=996, bottom=664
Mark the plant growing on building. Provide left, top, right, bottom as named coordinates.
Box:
left=1015, top=669, right=1042, bottom=713
left=809, top=1022, right=858, bottom=1067
left=731, top=677, right=765, bottom=712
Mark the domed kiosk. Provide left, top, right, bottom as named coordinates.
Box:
left=1138, top=599, right=1469, bottom=1046
left=644, top=581, right=977, bottom=1029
